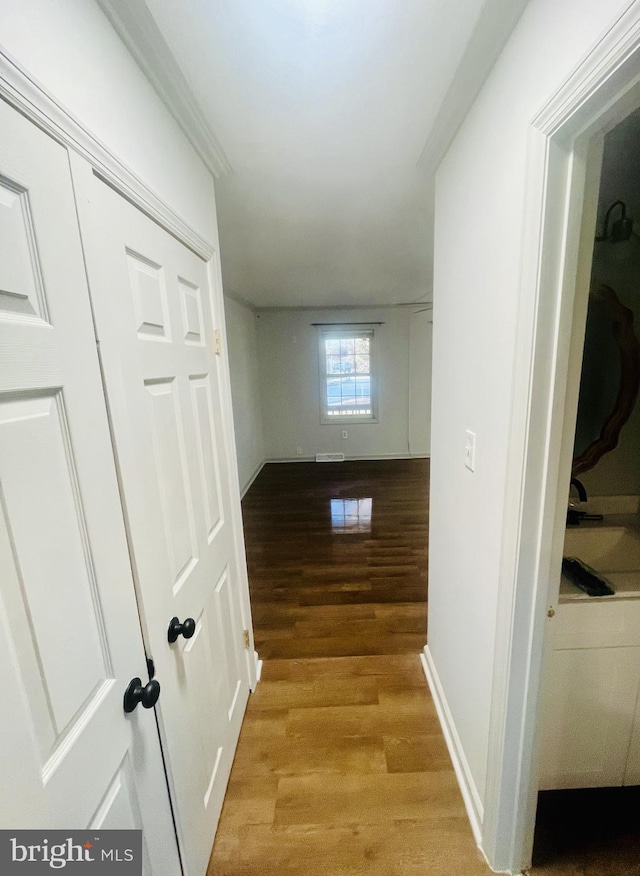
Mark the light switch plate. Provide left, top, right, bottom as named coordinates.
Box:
left=464, top=430, right=476, bottom=472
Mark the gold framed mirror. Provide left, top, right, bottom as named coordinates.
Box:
left=572, top=283, right=640, bottom=477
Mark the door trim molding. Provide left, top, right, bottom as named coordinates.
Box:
left=0, top=47, right=214, bottom=261
left=482, top=3, right=640, bottom=872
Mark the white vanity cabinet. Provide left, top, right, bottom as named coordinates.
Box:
left=538, top=599, right=640, bottom=790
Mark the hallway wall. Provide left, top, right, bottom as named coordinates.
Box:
left=224, top=296, right=266, bottom=494
left=428, top=0, right=635, bottom=848
left=257, top=306, right=431, bottom=462
left=223, top=302, right=432, bottom=491
left=0, top=0, right=216, bottom=241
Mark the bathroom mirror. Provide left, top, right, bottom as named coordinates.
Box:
left=572, top=283, right=640, bottom=477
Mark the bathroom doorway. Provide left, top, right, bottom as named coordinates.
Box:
left=479, top=21, right=640, bottom=871
left=530, top=105, right=640, bottom=873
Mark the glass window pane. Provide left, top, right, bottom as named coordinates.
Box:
left=341, top=355, right=355, bottom=374
left=340, top=338, right=355, bottom=355
left=355, top=376, right=370, bottom=402
left=322, top=333, right=374, bottom=420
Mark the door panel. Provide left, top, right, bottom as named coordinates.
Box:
left=539, top=646, right=640, bottom=789
left=0, top=390, right=110, bottom=743
left=0, top=99, right=180, bottom=875
left=78, top=178, right=251, bottom=876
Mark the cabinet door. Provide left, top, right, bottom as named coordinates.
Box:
left=0, top=99, right=180, bottom=873
left=538, top=646, right=640, bottom=790
left=74, top=173, right=252, bottom=876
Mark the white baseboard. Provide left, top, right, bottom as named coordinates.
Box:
left=421, top=646, right=485, bottom=848
left=240, top=460, right=266, bottom=498
left=264, top=453, right=430, bottom=463
left=249, top=651, right=262, bottom=693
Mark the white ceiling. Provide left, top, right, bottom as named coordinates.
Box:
left=140, top=0, right=490, bottom=307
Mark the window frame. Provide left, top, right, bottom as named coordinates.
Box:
left=317, top=326, right=378, bottom=424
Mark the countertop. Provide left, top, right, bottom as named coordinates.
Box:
left=560, top=513, right=640, bottom=603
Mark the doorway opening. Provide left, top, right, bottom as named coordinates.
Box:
left=480, top=16, right=640, bottom=874
left=531, top=104, right=640, bottom=874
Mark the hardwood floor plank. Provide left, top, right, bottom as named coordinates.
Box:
left=230, top=735, right=387, bottom=779
left=262, top=653, right=428, bottom=683
left=249, top=676, right=380, bottom=710
left=383, top=734, right=453, bottom=774
left=211, top=820, right=490, bottom=876
left=273, top=772, right=466, bottom=826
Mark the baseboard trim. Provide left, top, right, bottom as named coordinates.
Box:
left=421, top=646, right=485, bottom=847
left=240, top=460, right=266, bottom=498
left=251, top=651, right=262, bottom=691
left=264, top=453, right=430, bottom=463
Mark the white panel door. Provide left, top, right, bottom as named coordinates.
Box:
left=0, top=100, right=181, bottom=875
left=76, top=176, right=252, bottom=876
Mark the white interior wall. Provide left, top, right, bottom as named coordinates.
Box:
left=223, top=296, right=266, bottom=494
left=254, top=307, right=430, bottom=462
left=408, top=309, right=432, bottom=456
left=0, top=0, right=216, bottom=241
left=428, top=0, right=632, bottom=833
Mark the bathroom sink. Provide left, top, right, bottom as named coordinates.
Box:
left=564, top=526, right=640, bottom=572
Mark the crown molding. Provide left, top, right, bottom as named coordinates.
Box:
left=533, top=0, right=640, bottom=136
left=97, top=0, right=231, bottom=179
left=418, top=0, right=529, bottom=172
left=0, top=47, right=214, bottom=260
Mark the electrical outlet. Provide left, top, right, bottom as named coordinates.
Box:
left=342, top=430, right=348, bottom=439
left=296, top=446, right=302, bottom=456
left=464, top=430, right=476, bottom=472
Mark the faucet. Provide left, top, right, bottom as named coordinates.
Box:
left=569, top=477, right=587, bottom=503
left=567, top=477, right=603, bottom=526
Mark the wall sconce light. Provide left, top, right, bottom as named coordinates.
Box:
left=596, top=199, right=634, bottom=242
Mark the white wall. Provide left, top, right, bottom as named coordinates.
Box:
left=0, top=0, right=216, bottom=241
left=428, top=0, right=632, bottom=835
left=409, top=309, right=432, bottom=456
left=256, top=307, right=431, bottom=461
left=224, top=296, right=266, bottom=494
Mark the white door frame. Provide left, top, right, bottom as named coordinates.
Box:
left=480, top=4, right=640, bottom=873
left=0, top=47, right=258, bottom=694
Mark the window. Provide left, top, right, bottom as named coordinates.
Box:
left=318, top=328, right=377, bottom=423
left=330, top=498, right=373, bottom=533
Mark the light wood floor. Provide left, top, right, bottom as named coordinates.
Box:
left=208, top=460, right=490, bottom=875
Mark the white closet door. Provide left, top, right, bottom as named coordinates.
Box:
left=76, top=176, right=251, bottom=876
left=0, top=100, right=180, bottom=874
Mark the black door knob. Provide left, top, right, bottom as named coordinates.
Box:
left=167, top=616, right=196, bottom=643
left=123, top=677, right=161, bottom=713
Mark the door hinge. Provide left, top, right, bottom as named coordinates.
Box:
left=214, top=329, right=222, bottom=356
left=243, top=629, right=251, bottom=649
